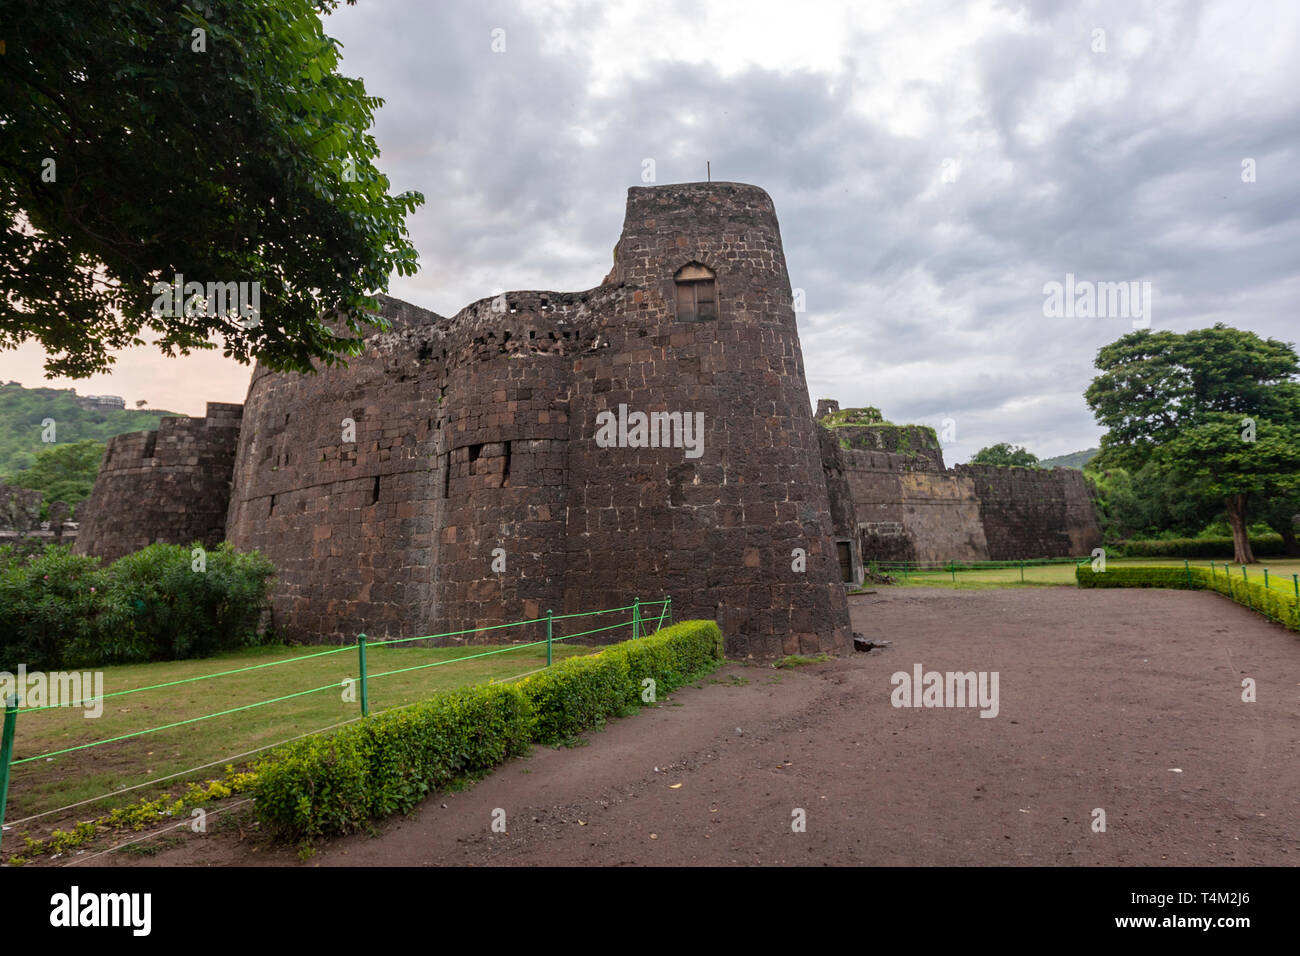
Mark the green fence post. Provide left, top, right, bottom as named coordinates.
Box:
left=0, top=693, right=18, bottom=854
left=1263, top=568, right=1269, bottom=589
left=1241, top=566, right=1251, bottom=610
left=950, top=561, right=956, bottom=585
left=1184, top=559, right=1192, bottom=589
left=546, top=609, right=553, bottom=666
left=357, top=633, right=369, bottom=717
left=666, top=596, right=672, bottom=626
left=633, top=597, right=640, bottom=640
left=1019, top=560, right=1025, bottom=583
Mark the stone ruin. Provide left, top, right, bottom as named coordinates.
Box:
left=72, top=183, right=1102, bottom=656
left=76, top=183, right=853, bottom=658
left=0, top=485, right=78, bottom=552
left=817, top=405, right=1102, bottom=576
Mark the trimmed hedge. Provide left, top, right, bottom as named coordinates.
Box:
left=1076, top=564, right=1300, bottom=632
left=253, top=619, right=725, bottom=841
left=1110, top=535, right=1286, bottom=559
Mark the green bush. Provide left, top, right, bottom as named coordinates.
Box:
left=0, top=545, right=125, bottom=670
left=254, top=683, right=536, bottom=841
left=0, top=541, right=275, bottom=670
left=103, top=543, right=276, bottom=662
left=1110, top=535, right=1285, bottom=558
left=253, top=619, right=725, bottom=841
left=1075, top=564, right=1299, bottom=632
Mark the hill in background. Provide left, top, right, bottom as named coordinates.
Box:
left=0, top=382, right=181, bottom=478
left=1039, top=447, right=1099, bottom=470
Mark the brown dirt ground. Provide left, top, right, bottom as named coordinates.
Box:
left=92, top=586, right=1299, bottom=866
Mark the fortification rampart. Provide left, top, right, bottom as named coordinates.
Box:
left=818, top=403, right=1102, bottom=569
left=955, top=463, right=1102, bottom=560
left=74, top=403, right=242, bottom=562
left=212, top=182, right=854, bottom=657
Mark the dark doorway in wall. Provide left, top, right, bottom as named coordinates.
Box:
left=836, top=541, right=854, bottom=583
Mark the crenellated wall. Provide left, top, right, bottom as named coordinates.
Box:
left=213, top=182, right=854, bottom=657
left=74, top=403, right=242, bottom=562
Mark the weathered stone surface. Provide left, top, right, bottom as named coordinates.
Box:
left=819, top=406, right=1103, bottom=567
left=74, top=403, right=242, bottom=561
left=74, top=183, right=852, bottom=658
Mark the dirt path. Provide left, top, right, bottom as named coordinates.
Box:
left=110, top=586, right=1298, bottom=866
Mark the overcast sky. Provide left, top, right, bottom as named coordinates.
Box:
left=5, top=0, right=1296, bottom=463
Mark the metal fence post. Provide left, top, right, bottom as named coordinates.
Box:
left=0, top=693, right=18, bottom=854
left=1263, top=568, right=1269, bottom=590
left=666, top=596, right=672, bottom=626
left=1184, top=559, right=1192, bottom=589
left=1019, top=560, right=1025, bottom=583
left=546, top=609, right=553, bottom=666
left=357, top=633, right=369, bottom=717
left=633, top=597, right=640, bottom=640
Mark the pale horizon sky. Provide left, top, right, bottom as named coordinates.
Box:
left=5, top=0, right=1298, bottom=461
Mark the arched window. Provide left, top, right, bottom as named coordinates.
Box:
left=674, top=263, right=717, bottom=321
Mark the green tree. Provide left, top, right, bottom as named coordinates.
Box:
left=970, top=442, right=1040, bottom=467
left=1085, top=325, right=1300, bottom=563
left=0, top=0, right=422, bottom=378
left=3, top=438, right=105, bottom=516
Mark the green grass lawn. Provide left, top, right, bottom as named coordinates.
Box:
left=871, top=557, right=1300, bottom=591
left=4, top=637, right=602, bottom=821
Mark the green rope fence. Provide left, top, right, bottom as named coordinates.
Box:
left=0, top=595, right=672, bottom=853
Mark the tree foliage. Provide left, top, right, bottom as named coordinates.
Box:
left=0, top=382, right=177, bottom=476
left=1086, top=324, right=1299, bottom=471
left=1085, top=324, right=1300, bottom=563
left=3, top=438, right=105, bottom=516
left=970, top=442, right=1040, bottom=468
left=0, top=0, right=422, bottom=377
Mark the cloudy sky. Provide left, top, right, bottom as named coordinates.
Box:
left=5, top=0, right=1297, bottom=462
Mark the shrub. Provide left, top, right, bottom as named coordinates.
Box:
left=254, top=683, right=536, bottom=841
left=1075, top=564, right=1299, bottom=632
left=0, top=541, right=275, bottom=670
left=253, top=619, right=725, bottom=841
left=0, top=545, right=122, bottom=670
left=1110, top=535, right=1285, bottom=558
left=102, top=542, right=276, bottom=662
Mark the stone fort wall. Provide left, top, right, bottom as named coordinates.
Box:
left=85, top=182, right=856, bottom=658
left=819, top=409, right=1102, bottom=567
left=74, top=403, right=243, bottom=562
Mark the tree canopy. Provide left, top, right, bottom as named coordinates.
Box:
left=0, top=0, right=423, bottom=377
left=3, top=438, right=105, bottom=517
left=1085, top=324, right=1300, bottom=563
left=970, top=443, right=1040, bottom=468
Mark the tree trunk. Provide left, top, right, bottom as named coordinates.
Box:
left=1279, top=522, right=1298, bottom=557
left=1226, top=494, right=1256, bottom=564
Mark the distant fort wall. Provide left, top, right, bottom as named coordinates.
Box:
left=73, top=403, right=243, bottom=562
left=818, top=406, right=1102, bottom=569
